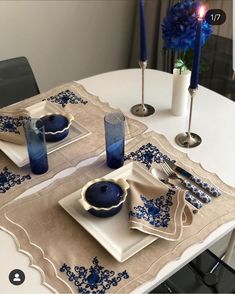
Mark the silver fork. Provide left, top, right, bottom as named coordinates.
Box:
left=151, top=166, right=203, bottom=209
left=159, top=161, right=181, bottom=182
left=159, top=161, right=211, bottom=204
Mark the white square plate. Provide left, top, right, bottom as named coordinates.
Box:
left=0, top=101, right=90, bottom=167
left=59, top=162, right=166, bottom=262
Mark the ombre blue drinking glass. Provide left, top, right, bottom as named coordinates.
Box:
left=104, top=113, right=125, bottom=169
left=24, top=119, right=49, bottom=174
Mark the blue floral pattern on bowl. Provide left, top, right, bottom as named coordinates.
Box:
left=124, top=143, right=175, bottom=170
left=0, top=115, right=29, bottom=134
left=0, top=167, right=31, bottom=193
left=129, top=189, right=175, bottom=228
left=60, top=256, right=129, bottom=293
left=43, top=90, right=88, bottom=108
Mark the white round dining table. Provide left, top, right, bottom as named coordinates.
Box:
left=0, top=69, right=234, bottom=293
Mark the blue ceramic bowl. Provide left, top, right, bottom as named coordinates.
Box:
left=38, top=113, right=74, bottom=142
left=79, top=178, right=129, bottom=218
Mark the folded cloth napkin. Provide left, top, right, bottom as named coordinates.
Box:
left=128, top=180, right=194, bottom=241
left=0, top=109, right=30, bottom=145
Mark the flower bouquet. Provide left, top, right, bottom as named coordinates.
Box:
left=162, top=0, right=212, bottom=74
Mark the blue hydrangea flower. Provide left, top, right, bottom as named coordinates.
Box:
left=162, top=0, right=212, bottom=52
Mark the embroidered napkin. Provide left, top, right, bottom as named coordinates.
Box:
left=0, top=109, right=30, bottom=145
left=128, top=180, right=192, bottom=241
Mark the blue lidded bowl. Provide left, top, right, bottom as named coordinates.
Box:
left=79, top=178, right=129, bottom=218
left=38, top=113, right=74, bottom=142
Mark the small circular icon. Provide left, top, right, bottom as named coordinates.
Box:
left=205, top=9, right=226, bottom=25
left=9, top=269, right=25, bottom=286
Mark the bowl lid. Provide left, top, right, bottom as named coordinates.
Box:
left=85, top=181, right=123, bottom=208
left=39, top=114, right=68, bottom=133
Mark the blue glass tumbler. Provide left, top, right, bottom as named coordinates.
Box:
left=104, top=113, right=125, bottom=169
left=24, top=119, right=49, bottom=174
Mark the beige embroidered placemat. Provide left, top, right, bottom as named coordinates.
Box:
left=0, top=82, right=147, bottom=208
left=0, top=131, right=234, bottom=294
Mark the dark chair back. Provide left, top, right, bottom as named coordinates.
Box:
left=0, top=57, right=40, bottom=108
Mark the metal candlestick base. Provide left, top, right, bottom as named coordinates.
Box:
left=175, top=132, right=202, bottom=148
left=175, top=87, right=202, bottom=148
left=131, top=104, right=155, bottom=117
left=130, top=60, right=155, bottom=117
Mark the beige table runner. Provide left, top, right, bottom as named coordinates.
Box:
left=0, top=82, right=147, bottom=208
left=0, top=131, right=234, bottom=294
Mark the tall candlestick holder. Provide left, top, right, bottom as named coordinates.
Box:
left=130, top=60, right=155, bottom=117
left=175, top=87, right=202, bottom=148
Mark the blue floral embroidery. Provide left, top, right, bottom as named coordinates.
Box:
left=0, top=115, right=29, bottom=134
left=129, top=189, right=175, bottom=228
left=124, top=143, right=175, bottom=169
left=43, top=90, right=88, bottom=108
left=0, top=167, right=31, bottom=193
left=60, top=257, right=129, bottom=293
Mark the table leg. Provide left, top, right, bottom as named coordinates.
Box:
left=223, top=228, right=235, bottom=265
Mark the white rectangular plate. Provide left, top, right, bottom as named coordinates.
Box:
left=0, top=101, right=90, bottom=167
left=59, top=162, right=167, bottom=262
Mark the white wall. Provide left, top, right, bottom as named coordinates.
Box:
left=0, top=0, right=135, bottom=92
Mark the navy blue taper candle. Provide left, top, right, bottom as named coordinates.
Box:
left=140, top=0, right=147, bottom=61
left=190, top=6, right=205, bottom=89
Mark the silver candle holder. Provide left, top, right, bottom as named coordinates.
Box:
left=130, top=60, right=155, bottom=117
left=175, top=87, right=202, bottom=148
